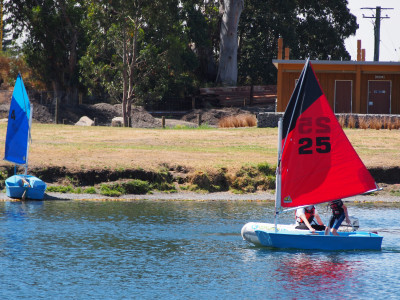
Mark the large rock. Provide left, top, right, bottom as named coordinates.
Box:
left=111, top=117, right=124, bottom=127
left=75, top=116, right=94, bottom=126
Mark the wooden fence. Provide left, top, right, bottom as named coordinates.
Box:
left=199, top=85, right=277, bottom=107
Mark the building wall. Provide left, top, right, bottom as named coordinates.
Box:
left=277, top=63, right=400, bottom=114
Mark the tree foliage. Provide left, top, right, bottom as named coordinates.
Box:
left=5, top=0, right=88, bottom=104
left=238, top=0, right=358, bottom=85
left=80, top=0, right=198, bottom=123
left=4, top=0, right=358, bottom=110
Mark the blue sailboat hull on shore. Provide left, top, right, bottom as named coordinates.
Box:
left=5, top=175, right=47, bottom=200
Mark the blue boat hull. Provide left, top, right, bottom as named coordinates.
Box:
left=255, top=229, right=383, bottom=251
left=5, top=175, right=47, bottom=200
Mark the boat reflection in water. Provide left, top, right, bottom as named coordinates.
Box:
left=4, top=200, right=44, bottom=220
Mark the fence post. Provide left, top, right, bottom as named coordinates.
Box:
left=93, top=117, right=97, bottom=126
left=79, top=93, right=83, bottom=105
left=249, top=85, right=254, bottom=106
left=162, top=116, right=165, bottom=128
left=55, top=97, right=59, bottom=124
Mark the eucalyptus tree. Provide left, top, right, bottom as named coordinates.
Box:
left=5, top=0, right=88, bottom=104
left=216, top=0, right=244, bottom=85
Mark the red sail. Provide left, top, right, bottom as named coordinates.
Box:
left=280, top=61, right=377, bottom=208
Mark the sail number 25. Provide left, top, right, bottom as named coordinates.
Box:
left=297, top=117, right=331, bottom=154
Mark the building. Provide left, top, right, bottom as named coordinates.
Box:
left=273, top=39, right=400, bottom=114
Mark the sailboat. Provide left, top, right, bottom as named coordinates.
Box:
left=241, top=60, right=383, bottom=251
left=4, top=74, right=47, bottom=200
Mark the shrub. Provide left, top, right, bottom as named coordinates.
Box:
left=370, top=117, right=383, bottom=130
left=123, top=179, right=151, bottom=194
left=100, top=184, right=122, bottom=197
left=218, top=114, right=257, bottom=128
left=256, top=162, right=274, bottom=176
left=347, top=115, right=356, bottom=128
left=358, top=117, right=369, bottom=129
left=338, top=115, right=346, bottom=128
left=100, top=180, right=151, bottom=196
left=84, top=187, right=97, bottom=194
left=47, top=185, right=75, bottom=193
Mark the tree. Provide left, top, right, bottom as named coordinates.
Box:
left=81, top=0, right=197, bottom=126
left=81, top=1, right=143, bottom=127
left=293, top=0, right=358, bottom=60
left=181, top=0, right=220, bottom=82
left=216, top=0, right=243, bottom=86
left=238, top=0, right=358, bottom=85
left=5, top=0, right=88, bottom=104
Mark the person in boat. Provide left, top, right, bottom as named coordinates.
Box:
left=325, top=199, right=351, bottom=236
left=295, top=205, right=325, bottom=232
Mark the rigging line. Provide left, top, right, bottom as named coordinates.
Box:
left=281, top=57, right=309, bottom=155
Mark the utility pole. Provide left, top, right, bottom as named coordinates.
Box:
left=362, top=6, right=393, bottom=61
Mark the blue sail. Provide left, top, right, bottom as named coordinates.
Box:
left=4, top=74, right=31, bottom=165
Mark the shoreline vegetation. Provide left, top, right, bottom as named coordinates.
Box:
left=0, top=124, right=399, bottom=201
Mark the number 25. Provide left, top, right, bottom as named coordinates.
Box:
left=298, top=137, right=331, bottom=154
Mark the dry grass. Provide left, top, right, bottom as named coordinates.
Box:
left=218, top=114, right=257, bottom=128
left=370, top=117, right=383, bottom=130
left=338, top=115, right=346, bottom=128
left=347, top=115, right=356, bottom=128
left=0, top=123, right=398, bottom=174
left=358, top=116, right=369, bottom=130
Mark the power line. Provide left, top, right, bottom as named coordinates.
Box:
left=361, top=6, right=393, bottom=61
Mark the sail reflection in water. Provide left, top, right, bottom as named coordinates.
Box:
left=275, top=253, right=358, bottom=294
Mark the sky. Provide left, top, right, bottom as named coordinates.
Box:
left=344, top=0, right=400, bottom=61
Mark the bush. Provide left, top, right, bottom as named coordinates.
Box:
left=84, top=187, right=97, bottom=194
left=218, top=114, right=257, bottom=128
left=256, top=162, right=274, bottom=176
left=100, top=185, right=122, bottom=197
left=123, top=180, right=151, bottom=194
left=47, top=185, right=76, bottom=193
left=100, top=179, right=151, bottom=197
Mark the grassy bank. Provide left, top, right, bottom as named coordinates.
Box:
left=0, top=123, right=399, bottom=196
left=1, top=123, right=399, bottom=171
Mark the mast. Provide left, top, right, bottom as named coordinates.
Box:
left=274, top=118, right=283, bottom=232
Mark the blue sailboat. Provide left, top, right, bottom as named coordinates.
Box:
left=4, top=74, right=46, bottom=200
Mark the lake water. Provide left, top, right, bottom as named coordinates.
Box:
left=0, top=200, right=399, bottom=299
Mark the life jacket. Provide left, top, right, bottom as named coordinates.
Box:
left=330, top=200, right=344, bottom=217
left=296, top=206, right=315, bottom=224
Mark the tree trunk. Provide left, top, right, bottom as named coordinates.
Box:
left=122, top=20, right=129, bottom=127
left=216, top=0, right=243, bottom=86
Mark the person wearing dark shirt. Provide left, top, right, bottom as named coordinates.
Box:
left=325, top=199, right=351, bottom=236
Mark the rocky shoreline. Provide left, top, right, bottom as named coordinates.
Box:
left=1, top=190, right=398, bottom=203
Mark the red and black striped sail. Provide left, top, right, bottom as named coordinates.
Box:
left=280, top=61, right=377, bottom=208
